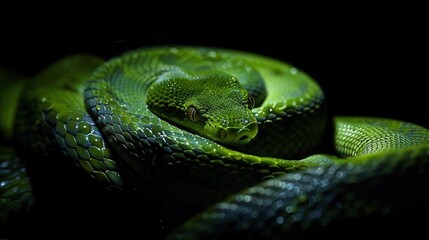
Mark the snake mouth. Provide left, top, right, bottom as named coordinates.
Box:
left=217, top=122, right=258, bottom=146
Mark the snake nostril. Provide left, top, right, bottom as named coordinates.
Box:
left=239, top=135, right=249, bottom=141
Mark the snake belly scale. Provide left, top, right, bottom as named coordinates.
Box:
left=1, top=46, right=429, bottom=239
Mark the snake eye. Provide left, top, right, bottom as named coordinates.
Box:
left=248, top=95, right=255, bottom=110
left=186, top=106, right=200, bottom=123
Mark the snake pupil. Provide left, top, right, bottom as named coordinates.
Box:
left=219, top=129, right=227, bottom=140
left=186, top=106, right=200, bottom=123
left=248, top=95, right=255, bottom=109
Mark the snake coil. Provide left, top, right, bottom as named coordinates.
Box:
left=1, top=46, right=429, bottom=239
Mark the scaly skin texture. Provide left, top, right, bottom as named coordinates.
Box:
left=1, top=46, right=429, bottom=239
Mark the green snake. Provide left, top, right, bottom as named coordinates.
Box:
left=1, top=46, right=429, bottom=239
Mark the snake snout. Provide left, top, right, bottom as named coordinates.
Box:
left=218, top=122, right=258, bottom=146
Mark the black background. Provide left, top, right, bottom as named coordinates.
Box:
left=1, top=16, right=428, bottom=238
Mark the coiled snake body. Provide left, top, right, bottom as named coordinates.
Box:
left=1, top=46, right=429, bottom=239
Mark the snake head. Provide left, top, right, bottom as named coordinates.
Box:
left=147, top=71, right=258, bottom=146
